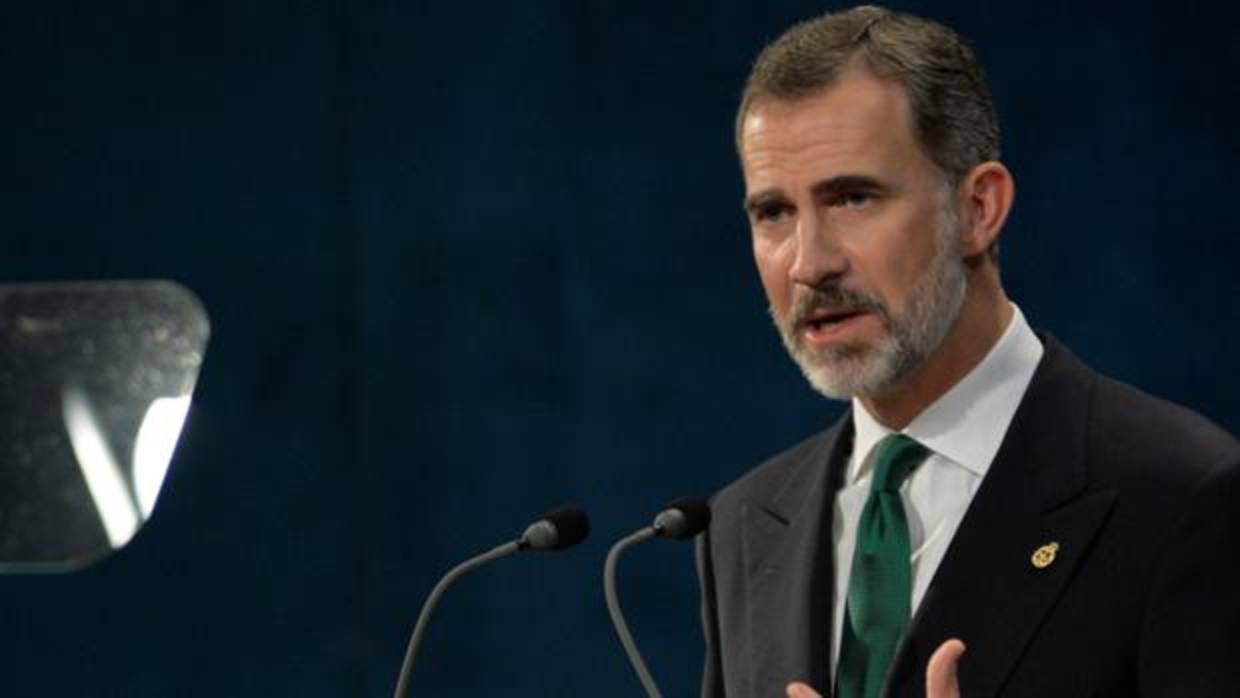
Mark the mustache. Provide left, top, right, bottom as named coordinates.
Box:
left=787, top=284, right=889, bottom=329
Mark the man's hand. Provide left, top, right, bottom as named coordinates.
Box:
left=926, top=639, right=965, bottom=698
left=783, top=638, right=966, bottom=698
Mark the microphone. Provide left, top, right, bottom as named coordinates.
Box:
left=392, top=505, right=589, bottom=698
left=520, top=505, right=590, bottom=550
left=604, top=497, right=711, bottom=698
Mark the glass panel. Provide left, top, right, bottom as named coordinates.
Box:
left=0, top=281, right=210, bottom=572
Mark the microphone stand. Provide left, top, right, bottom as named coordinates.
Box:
left=603, top=528, right=663, bottom=698
left=393, top=540, right=521, bottom=698
left=391, top=505, right=588, bottom=698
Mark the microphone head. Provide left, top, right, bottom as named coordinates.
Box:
left=521, top=505, right=590, bottom=550
left=652, top=497, right=711, bottom=539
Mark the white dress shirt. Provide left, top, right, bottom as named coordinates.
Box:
left=829, top=304, right=1044, bottom=674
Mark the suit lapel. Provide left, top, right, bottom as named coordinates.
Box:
left=886, top=337, right=1116, bottom=697
left=742, top=416, right=853, bottom=695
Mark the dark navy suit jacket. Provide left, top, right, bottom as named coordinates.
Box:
left=698, top=336, right=1240, bottom=697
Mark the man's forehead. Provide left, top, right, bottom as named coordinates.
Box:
left=741, top=70, right=914, bottom=149
left=741, top=105, right=877, bottom=162
left=739, top=70, right=922, bottom=188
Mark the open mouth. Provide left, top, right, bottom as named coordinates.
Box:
left=801, top=308, right=867, bottom=333
left=794, top=306, right=874, bottom=346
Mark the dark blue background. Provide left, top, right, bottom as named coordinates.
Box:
left=3, top=1, right=1236, bottom=695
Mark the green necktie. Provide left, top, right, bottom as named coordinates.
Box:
left=836, top=434, right=929, bottom=698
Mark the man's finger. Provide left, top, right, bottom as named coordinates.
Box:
left=785, top=681, right=822, bottom=698
left=926, top=638, right=966, bottom=698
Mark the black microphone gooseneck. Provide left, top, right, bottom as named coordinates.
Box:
left=393, top=505, right=589, bottom=698
left=604, top=497, right=711, bottom=698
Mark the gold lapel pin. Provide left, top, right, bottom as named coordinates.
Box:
left=1031, top=542, right=1059, bottom=569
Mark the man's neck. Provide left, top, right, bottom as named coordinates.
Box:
left=860, top=284, right=1013, bottom=430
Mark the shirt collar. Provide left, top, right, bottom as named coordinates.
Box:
left=849, top=304, right=1044, bottom=482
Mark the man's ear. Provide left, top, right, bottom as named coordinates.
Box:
left=956, top=161, right=1014, bottom=258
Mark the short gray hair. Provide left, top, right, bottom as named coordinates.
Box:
left=737, top=5, right=999, bottom=186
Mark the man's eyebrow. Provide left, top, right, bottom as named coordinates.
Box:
left=811, top=175, right=885, bottom=198
left=742, top=175, right=888, bottom=213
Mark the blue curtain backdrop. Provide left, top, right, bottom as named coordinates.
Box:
left=3, top=1, right=1236, bottom=695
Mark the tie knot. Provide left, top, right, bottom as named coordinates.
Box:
left=870, top=434, right=928, bottom=493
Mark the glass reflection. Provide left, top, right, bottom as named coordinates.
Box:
left=0, top=281, right=209, bottom=572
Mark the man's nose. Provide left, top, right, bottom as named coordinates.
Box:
left=789, top=212, right=847, bottom=287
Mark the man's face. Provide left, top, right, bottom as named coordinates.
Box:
left=740, top=68, right=967, bottom=400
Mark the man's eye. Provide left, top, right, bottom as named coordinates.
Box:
left=837, top=191, right=873, bottom=208
left=754, top=203, right=791, bottom=223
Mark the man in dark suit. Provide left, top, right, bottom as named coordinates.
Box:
left=697, top=6, right=1239, bottom=697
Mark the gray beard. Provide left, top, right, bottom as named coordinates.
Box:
left=774, top=201, right=968, bottom=401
